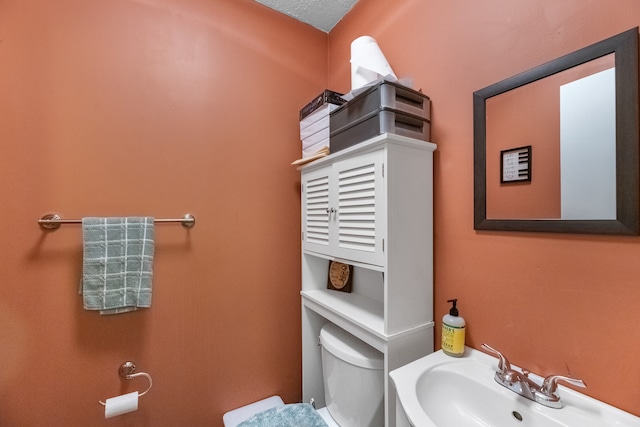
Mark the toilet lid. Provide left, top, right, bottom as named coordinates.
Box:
left=320, top=323, right=383, bottom=370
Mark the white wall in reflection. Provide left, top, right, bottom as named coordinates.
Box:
left=560, top=67, right=616, bottom=220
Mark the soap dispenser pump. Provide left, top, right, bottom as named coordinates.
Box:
left=441, top=298, right=466, bottom=357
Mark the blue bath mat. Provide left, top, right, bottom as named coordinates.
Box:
left=237, top=403, right=328, bottom=427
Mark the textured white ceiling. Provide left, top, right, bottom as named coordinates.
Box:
left=253, top=0, right=359, bottom=33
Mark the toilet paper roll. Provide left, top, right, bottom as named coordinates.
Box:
left=350, top=36, right=397, bottom=90
left=104, top=391, right=139, bottom=418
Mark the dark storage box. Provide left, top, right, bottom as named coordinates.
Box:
left=329, top=81, right=431, bottom=153
left=331, top=81, right=430, bottom=130
left=330, top=108, right=431, bottom=153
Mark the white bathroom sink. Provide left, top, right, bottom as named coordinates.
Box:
left=390, top=347, right=640, bottom=427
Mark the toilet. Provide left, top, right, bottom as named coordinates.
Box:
left=223, top=323, right=384, bottom=427
left=319, top=322, right=384, bottom=427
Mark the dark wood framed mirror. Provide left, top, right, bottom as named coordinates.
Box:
left=474, top=27, right=639, bottom=234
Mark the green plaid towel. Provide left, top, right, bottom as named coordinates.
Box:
left=81, top=217, right=155, bottom=315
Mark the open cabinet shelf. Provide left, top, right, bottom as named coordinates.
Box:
left=301, top=289, right=384, bottom=340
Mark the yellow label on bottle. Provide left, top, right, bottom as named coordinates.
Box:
left=442, top=324, right=465, bottom=355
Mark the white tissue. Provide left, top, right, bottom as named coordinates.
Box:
left=104, top=391, right=139, bottom=418
left=350, top=36, right=397, bottom=90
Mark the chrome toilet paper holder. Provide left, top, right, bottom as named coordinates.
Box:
left=99, top=361, right=153, bottom=406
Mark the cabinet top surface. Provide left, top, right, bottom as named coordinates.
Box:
left=298, top=133, right=437, bottom=171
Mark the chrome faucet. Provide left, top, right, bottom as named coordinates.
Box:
left=481, top=343, right=587, bottom=409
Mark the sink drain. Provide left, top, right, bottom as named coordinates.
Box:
left=512, top=411, right=523, bottom=422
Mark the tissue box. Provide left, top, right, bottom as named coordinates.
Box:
left=300, top=92, right=344, bottom=158
left=300, top=90, right=346, bottom=120
left=300, top=104, right=334, bottom=140
left=300, top=105, right=333, bottom=158
left=303, top=138, right=330, bottom=158
left=330, top=108, right=431, bottom=153
left=329, top=81, right=431, bottom=152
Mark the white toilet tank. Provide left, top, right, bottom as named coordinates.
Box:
left=320, top=323, right=384, bottom=427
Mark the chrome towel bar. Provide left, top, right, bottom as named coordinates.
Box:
left=38, top=213, right=196, bottom=230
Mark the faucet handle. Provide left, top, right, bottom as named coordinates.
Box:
left=481, top=343, right=511, bottom=373
left=541, top=374, right=587, bottom=396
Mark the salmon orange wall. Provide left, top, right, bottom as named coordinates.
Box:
left=329, top=0, right=640, bottom=416
left=0, top=0, right=325, bottom=425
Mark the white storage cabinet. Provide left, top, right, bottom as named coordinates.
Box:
left=300, top=133, right=436, bottom=427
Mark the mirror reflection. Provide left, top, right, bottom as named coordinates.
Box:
left=486, top=54, right=616, bottom=220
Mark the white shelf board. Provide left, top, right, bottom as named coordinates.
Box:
left=301, top=289, right=384, bottom=340
left=302, top=289, right=435, bottom=353
left=302, top=250, right=385, bottom=272
left=298, top=133, right=436, bottom=172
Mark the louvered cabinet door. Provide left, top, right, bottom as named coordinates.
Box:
left=301, top=165, right=333, bottom=257
left=333, top=149, right=385, bottom=266
left=301, top=149, right=386, bottom=265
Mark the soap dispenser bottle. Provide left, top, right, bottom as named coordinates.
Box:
left=442, top=299, right=466, bottom=357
